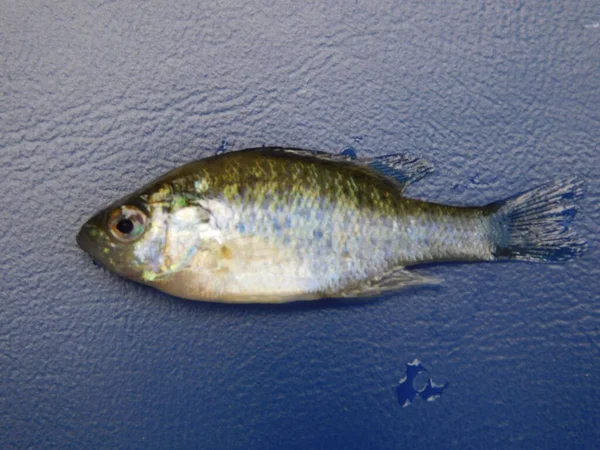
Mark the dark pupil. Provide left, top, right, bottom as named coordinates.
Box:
left=116, top=218, right=134, bottom=234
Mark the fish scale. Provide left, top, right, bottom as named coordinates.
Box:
left=182, top=154, right=493, bottom=295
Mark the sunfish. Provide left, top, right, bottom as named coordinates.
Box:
left=77, top=147, right=586, bottom=303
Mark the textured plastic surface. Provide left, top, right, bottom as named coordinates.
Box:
left=1, top=1, right=599, bottom=448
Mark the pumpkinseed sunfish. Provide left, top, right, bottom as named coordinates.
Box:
left=77, top=147, right=586, bottom=303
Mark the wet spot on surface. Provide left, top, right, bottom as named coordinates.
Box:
left=340, top=147, right=358, bottom=159
left=215, top=138, right=228, bottom=155
left=396, top=359, right=449, bottom=407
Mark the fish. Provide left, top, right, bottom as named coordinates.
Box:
left=76, top=147, right=586, bottom=303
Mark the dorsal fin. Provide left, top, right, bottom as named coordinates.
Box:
left=362, top=153, right=435, bottom=188
left=252, top=147, right=434, bottom=190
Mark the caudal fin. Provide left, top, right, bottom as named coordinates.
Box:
left=491, top=178, right=587, bottom=262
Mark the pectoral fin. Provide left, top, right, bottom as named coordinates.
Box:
left=339, top=268, right=441, bottom=298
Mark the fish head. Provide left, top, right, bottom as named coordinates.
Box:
left=76, top=195, right=156, bottom=281
left=77, top=187, right=219, bottom=285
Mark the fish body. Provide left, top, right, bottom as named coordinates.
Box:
left=77, top=147, right=586, bottom=303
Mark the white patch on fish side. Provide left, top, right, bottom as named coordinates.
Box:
left=134, top=207, right=169, bottom=277
left=163, top=206, right=220, bottom=272
left=133, top=204, right=220, bottom=281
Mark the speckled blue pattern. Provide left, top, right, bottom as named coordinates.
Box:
left=1, top=1, right=598, bottom=448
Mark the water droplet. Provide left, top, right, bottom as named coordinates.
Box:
left=340, top=147, right=358, bottom=159
left=216, top=139, right=228, bottom=155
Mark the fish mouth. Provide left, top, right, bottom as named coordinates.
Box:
left=76, top=221, right=140, bottom=279
left=76, top=222, right=107, bottom=261
left=76, top=223, right=94, bottom=253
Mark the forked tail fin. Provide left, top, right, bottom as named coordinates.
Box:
left=490, top=178, right=587, bottom=262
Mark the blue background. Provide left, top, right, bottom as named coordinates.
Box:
left=2, top=1, right=599, bottom=448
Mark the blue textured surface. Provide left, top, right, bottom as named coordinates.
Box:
left=2, top=1, right=599, bottom=448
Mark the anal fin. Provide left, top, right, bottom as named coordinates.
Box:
left=340, top=268, right=441, bottom=298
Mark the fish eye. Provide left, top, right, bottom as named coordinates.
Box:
left=116, top=218, right=134, bottom=234
left=108, top=205, right=147, bottom=243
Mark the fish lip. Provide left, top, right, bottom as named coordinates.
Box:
left=76, top=222, right=96, bottom=253
left=76, top=224, right=87, bottom=250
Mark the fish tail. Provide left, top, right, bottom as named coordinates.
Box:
left=489, top=177, right=587, bottom=262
